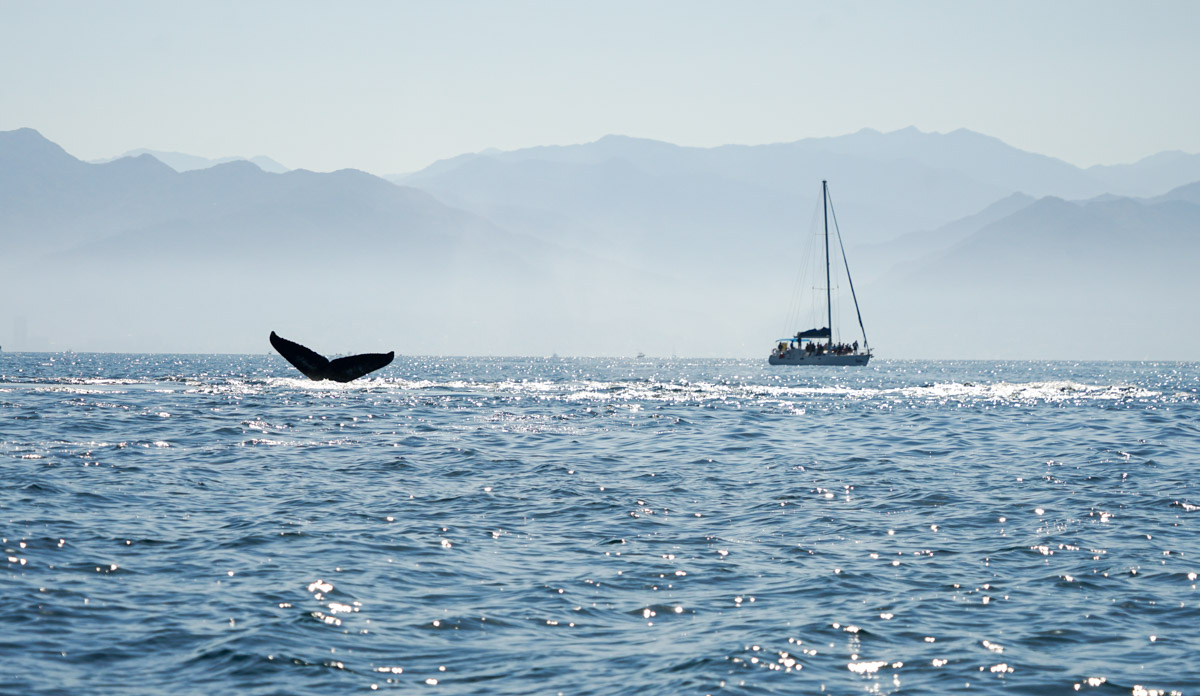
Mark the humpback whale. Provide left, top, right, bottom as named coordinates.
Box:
left=269, top=331, right=394, bottom=382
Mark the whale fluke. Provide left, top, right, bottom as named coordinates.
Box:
left=269, top=331, right=394, bottom=382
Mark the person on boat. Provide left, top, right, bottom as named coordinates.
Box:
left=853, top=340, right=858, bottom=353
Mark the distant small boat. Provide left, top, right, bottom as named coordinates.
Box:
left=769, top=180, right=872, bottom=366
left=636, top=352, right=646, bottom=359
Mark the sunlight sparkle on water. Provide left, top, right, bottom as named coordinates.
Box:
left=6, top=356, right=1198, bottom=695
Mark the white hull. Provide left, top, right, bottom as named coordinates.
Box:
left=768, top=350, right=870, bottom=366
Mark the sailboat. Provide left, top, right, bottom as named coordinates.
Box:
left=768, top=180, right=872, bottom=366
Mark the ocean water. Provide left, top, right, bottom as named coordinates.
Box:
left=3, top=354, right=1199, bottom=695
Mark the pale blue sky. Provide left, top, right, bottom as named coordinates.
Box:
left=2, top=0, right=1197, bottom=173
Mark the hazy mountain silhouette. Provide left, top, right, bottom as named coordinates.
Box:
left=1087, top=151, right=1200, bottom=198
left=389, top=127, right=1199, bottom=359
left=1150, top=178, right=1200, bottom=205
left=395, top=133, right=1009, bottom=252
left=1, top=128, right=178, bottom=256
left=0, top=128, right=665, bottom=355
left=1, top=128, right=537, bottom=265
left=869, top=185, right=1200, bottom=359
left=391, top=127, right=1192, bottom=254
left=853, top=192, right=1038, bottom=283
left=92, top=149, right=289, bottom=173
left=3, top=127, right=1198, bottom=358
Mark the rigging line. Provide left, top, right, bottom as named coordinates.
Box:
left=783, top=200, right=822, bottom=337
left=825, top=186, right=870, bottom=350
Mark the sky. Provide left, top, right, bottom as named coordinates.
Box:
left=2, top=0, right=1198, bottom=175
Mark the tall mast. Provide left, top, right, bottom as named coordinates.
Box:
left=823, top=180, right=832, bottom=347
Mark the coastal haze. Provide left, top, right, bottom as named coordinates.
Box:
left=3, top=1, right=1199, bottom=360
left=2, top=126, right=1199, bottom=359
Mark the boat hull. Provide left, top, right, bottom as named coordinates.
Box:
left=768, top=351, right=870, bottom=366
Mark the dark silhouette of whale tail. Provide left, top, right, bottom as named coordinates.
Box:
left=269, top=331, right=394, bottom=382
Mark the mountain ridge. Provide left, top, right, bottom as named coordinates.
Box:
left=91, top=148, right=290, bottom=174
left=0, top=128, right=672, bottom=355
left=389, top=127, right=1199, bottom=256
left=2, top=127, right=1198, bottom=359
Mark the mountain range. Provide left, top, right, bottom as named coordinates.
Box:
left=91, top=149, right=289, bottom=174
left=2, top=126, right=1197, bottom=359
left=869, top=185, right=1200, bottom=358
left=392, top=128, right=1200, bottom=250
left=0, top=128, right=654, bottom=355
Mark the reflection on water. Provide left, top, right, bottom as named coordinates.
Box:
left=1, top=354, right=1197, bottom=694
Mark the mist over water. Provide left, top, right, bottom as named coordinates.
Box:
left=4, top=355, right=1199, bottom=694
left=6, top=126, right=1200, bottom=360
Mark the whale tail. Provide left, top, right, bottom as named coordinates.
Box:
left=270, top=331, right=394, bottom=382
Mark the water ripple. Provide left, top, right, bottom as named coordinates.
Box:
left=2, top=355, right=1197, bottom=694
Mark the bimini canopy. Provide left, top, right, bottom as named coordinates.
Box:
left=795, top=327, right=831, bottom=339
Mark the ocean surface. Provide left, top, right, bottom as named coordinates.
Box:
left=3, top=354, right=1199, bottom=695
